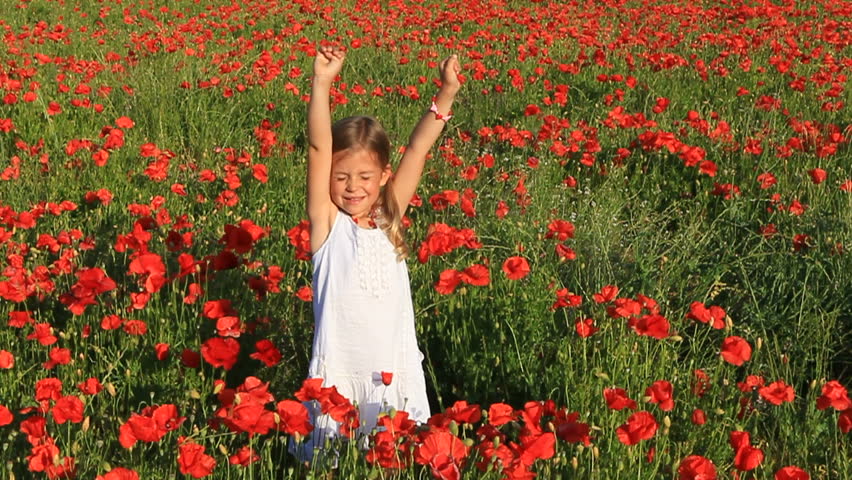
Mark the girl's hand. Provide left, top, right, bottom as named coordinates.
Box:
left=313, top=45, right=345, bottom=85
left=438, top=54, right=461, bottom=94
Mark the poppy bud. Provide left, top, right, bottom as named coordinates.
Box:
left=82, top=416, right=90, bottom=432
left=449, top=420, right=459, bottom=436
left=572, top=456, right=578, bottom=470
left=213, top=381, right=225, bottom=394
left=219, top=444, right=229, bottom=455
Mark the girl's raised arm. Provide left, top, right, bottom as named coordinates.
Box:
left=306, top=46, right=345, bottom=253
left=392, top=55, right=461, bottom=216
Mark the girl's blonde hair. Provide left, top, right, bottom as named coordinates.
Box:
left=331, top=116, right=409, bottom=260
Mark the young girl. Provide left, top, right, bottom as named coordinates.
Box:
left=297, top=45, right=460, bottom=460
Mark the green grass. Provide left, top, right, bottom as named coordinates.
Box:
left=0, top=0, right=850, bottom=479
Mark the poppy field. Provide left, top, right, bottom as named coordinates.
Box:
left=1, top=0, right=851, bottom=478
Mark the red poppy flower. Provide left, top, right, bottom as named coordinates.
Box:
left=593, top=285, right=619, bottom=303
left=154, top=343, right=170, bottom=361
left=119, top=404, right=184, bottom=448
left=367, top=430, right=409, bottom=469
left=604, top=388, right=637, bottom=410
left=295, top=285, right=312, bottom=302
left=115, top=116, right=135, bottom=128
left=734, top=443, right=764, bottom=471
left=816, top=380, right=851, bottom=411
left=27, top=323, right=58, bottom=346
left=286, top=220, right=312, bottom=261
left=52, top=395, right=84, bottom=424
left=615, top=411, right=658, bottom=445
left=775, top=466, right=810, bottom=480
left=381, top=371, right=393, bottom=386
left=554, top=410, right=591, bottom=445
left=838, top=408, right=851, bottom=434
left=691, top=409, right=706, bottom=425
left=608, top=298, right=641, bottom=318
left=720, top=336, right=752, bottom=366
left=215, top=316, right=241, bottom=338
left=77, top=378, right=103, bottom=395
left=630, top=314, right=670, bottom=339
left=0, top=349, right=15, bottom=369
left=228, top=446, right=260, bottom=467
left=737, top=374, right=765, bottom=392
left=0, top=405, right=13, bottom=426
left=221, top=400, right=276, bottom=436
left=275, top=399, right=313, bottom=436
left=645, top=380, right=674, bottom=411
left=294, top=378, right=328, bottom=403
left=201, top=337, right=240, bottom=370
left=100, top=314, right=123, bottom=330
left=429, top=190, right=460, bottom=210
left=460, top=264, right=489, bottom=286
left=758, top=380, right=795, bottom=405
left=435, top=269, right=462, bottom=294
left=35, top=378, right=63, bottom=402
left=677, top=455, right=717, bottom=480
left=180, top=348, right=201, bottom=369
left=20, top=415, right=47, bottom=443
left=378, top=410, right=416, bottom=437
left=502, top=256, right=530, bottom=280
left=178, top=438, right=216, bottom=478
left=545, top=219, right=575, bottom=241
left=414, top=429, right=470, bottom=480
left=252, top=164, right=268, bottom=183
left=495, top=200, right=509, bottom=218
left=249, top=339, right=281, bottom=367
left=692, top=369, right=711, bottom=397
left=519, top=431, right=556, bottom=465
left=47, top=101, right=62, bottom=115
left=96, top=466, right=139, bottom=480
left=446, top=400, right=481, bottom=425
left=686, top=302, right=726, bottom=329
left=123, top=319, right=147, bottom=336
left=8, top=310, right=34, bottom=327
left=487, top=403, right=515, bottom=426
left=807, top=168, right=826, bottom=184
left=575, top=318, right=598, bottom=338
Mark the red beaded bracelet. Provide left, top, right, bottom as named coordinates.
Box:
left=429, top=101, right=452, bottom=122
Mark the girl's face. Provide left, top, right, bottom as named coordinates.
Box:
left=330, top=148, right=390, bottom=222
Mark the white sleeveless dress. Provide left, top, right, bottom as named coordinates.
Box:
left=296, top=210, right=430, bottom=459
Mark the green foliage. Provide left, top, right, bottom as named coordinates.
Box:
left=0, top=0, right=850, bottom=479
